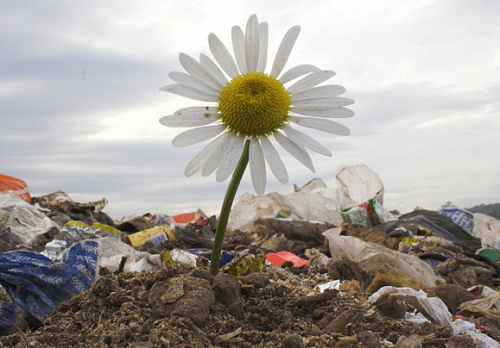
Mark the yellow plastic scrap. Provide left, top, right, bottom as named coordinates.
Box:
left=398, top=236, right=418, bottom=246
left=397, top=225, right=432, bottom=246
left=161, top=250, right=174, bottom=267
left=66, top=220, right=121, bottom=237
left=222, top=249, right=266, bottom=276
left=417, top=226, right=432, bottom=236
left=125, top=226, right=174, bottom=247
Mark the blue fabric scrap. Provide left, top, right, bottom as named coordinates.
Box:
left=0, top=301, right=17, bottom=332
left=0, top=240, right=98, bottom=323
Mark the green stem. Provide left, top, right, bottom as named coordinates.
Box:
left=210, top=139, right=250, bottom=275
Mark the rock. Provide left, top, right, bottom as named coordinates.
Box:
left=283, top=334, right=304, bottom=348
left=115, top=217, right=155, bottom=233
left=240, top=271, right=271, bottom=296
left=449, top=267, right=477, bottom=288
left=327, top=258, right=373, bottom=290
left=288, top=290, right=338, bottom=313
left=340, top=223, right=399, bottom=250
left=366, top=268, right=431, bottom=295
left=430, top=284, right=476, bottom=315
left=213, top=272, right=241, bottom=306
left=395, top=334, right=422, bottom=348
left=324, top=309, right=364, bottom=334
left=228, top=300, right=245, bottom=320
left=148, top=276, right=214, bottom=326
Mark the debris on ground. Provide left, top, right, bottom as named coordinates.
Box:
left=1, top=168, right=499, bottom=347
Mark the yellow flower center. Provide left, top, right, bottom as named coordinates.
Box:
left=218, top=72, right=291, bottom=137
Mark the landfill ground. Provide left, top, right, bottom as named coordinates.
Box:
left=0, top=259, right=467, bottom=348
left=1, top=182, right=500, bottom=347
left=1, top=224, right=499, bottom=348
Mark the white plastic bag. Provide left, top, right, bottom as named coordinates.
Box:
left=368, top=286, right=452, bottom=327
left=229, top=181, right=343, bottom=231
left=473, top=213, right=500, bottom=249
left=324, top=231, right=437, bottom=287
left=335, top=164, right=385, bottom=208
left=96, top=236, right=163, bottom=272
left=0, top=192, right=58, bottom=244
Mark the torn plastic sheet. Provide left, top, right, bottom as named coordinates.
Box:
left=335, top=164, right=385, bottom=208
left=44, top=220, right=121, bottom=259
left=97, top=236, right=163, bottom=273
left=0, top=193, right=58, bottom=245
left=452, top=319, right=500, bottom=348
left=368, top=286, right=500, bottom=347
left=368, top=286, right=453, bottom=327
left=324, top=231, right=437, bottom=287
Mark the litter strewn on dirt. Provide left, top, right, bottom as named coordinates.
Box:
left=1, top=166, right=499, bottom=347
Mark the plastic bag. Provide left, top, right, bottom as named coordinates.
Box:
left=229, top=183, right=343, bottom=232
left=368, top=286, right=452, bottom=327
left=452, top=319, right=500, bottom=348
left=97, top=236, right=163, bottom=272
left=341, top=198, right=395, bottom=226
left=324, top=231, right=437, bottom=287
left=44, top=220, right=121, bottom=259
left=335, top=164, right=385, bottom=208
left=439, top=208, right=474, bottom=234
left=473, top=213, right=500, bottom=249
left=398, top=210, right=482, bottom=252
left=0, top=241, right=98, bottom=323
left=125, top=226, right=174, bottom=247
left=0, top=192, right=58, bottom=244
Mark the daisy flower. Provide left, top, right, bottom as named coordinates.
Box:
left=160, top=14, right=354, bottom=195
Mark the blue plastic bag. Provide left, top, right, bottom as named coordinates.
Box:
left=0, top=240, right=98, bottom=326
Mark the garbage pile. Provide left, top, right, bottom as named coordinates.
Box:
left=1, top=167, right=500, bottom=346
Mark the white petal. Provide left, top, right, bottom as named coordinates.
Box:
left=232, top=25, right=247, bottom=74
left=159, top=84, right=218, bottom=102
left=159, top=106, right=220, bottom=127
left=168, top=71, right=220, bottom=95
left=287, top=70, right=336, bottom=94
left=279, top=64, right=320, bottom=84
left=290, top=107, right=355, bottom=118
left=245, top=14, right=259, bottom=73
left=271, top=25, right=301, bottom=78
left=184, top=134, right=228, bottom=176
left=202, top=133, right=234, bottom=176
left=292, top=97, right=354, bottom=109
left=216, top=136, right=245, bottom=182
left=199, top=53, right=229, bottom=86
left=282, top=126, right=332, bottom=156
left=292, top=85, right=347, bottom=100
left=260, top=136, right=288, bottom=184
left=179, top=53, right=223, bottom=90
left=289, top=116, right=350, bottom=136
left=274, top=131, right=315, bottom=172
left=249, top=138, right=266, bottom=195
left=256, top=22, right=268, bottom=72
left=208, top=33, right=240, bottom=79
left=172, top=125, right=226, bottom=147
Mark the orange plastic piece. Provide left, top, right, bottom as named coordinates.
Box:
left=0, top=174, right=31, bottom=204
left=266, top=251, right=309, bottom=267
left=171, top=212, right=196, bottom=224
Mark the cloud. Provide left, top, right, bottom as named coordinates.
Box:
left=2, top=1, right=499, bottom=220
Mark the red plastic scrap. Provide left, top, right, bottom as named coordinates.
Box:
left=171, top=212, right=196, bottom=224
left=195, top=217, right=208, bottom=228
left=0, top=174, right=31, bottom=204
left=266, top=251, right=309, bottom=267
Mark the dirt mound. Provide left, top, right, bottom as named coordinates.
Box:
left=2, top=263, right=460, bottom=347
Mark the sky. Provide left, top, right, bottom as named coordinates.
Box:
left=1, top=0, right=499, bottom=220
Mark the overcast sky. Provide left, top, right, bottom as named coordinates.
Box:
left=2, top=0, right=499, bottom=220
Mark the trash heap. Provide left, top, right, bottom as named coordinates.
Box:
left=1, top=167, right=500, bottom=347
